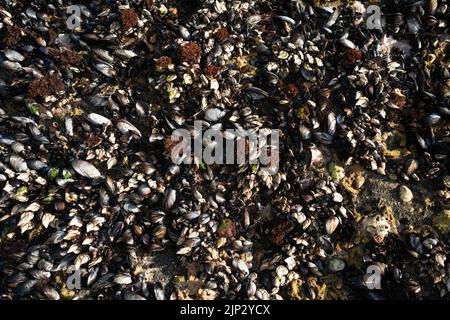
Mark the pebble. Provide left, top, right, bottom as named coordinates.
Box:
left=276, top=265, right=289, bottom=277
left=329, top=163, right=345, bottom=181
left=329, top=258, right=346, bottom=272
left=284, top=257, right=296, bottom=270
left=332, top=192, right=343, bottom=203
left=399, top=185, right=413, bottom=202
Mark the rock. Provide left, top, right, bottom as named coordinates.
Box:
left=399, top=185, right=413, bottom=202
left=329, top=258, right=345, bottom=272
left=352, top=171, right=366, bottom=189
left=284, top=257, right=296, bottom=270
left=329, top=163, right=345, bottom=181
left=276, top=265, right=289, bottom=277
left=432, top=210, right=450, bottom=233
left=205, top=108, right=225, bottom=122
left=217, top=218, right=236, bottom=238
left=332, top=192, right=343, bottom=203
left=360, top=214, right=392, bottom=243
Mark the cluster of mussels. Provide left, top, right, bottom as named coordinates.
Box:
left=0, top=0, right=449, bottom=300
